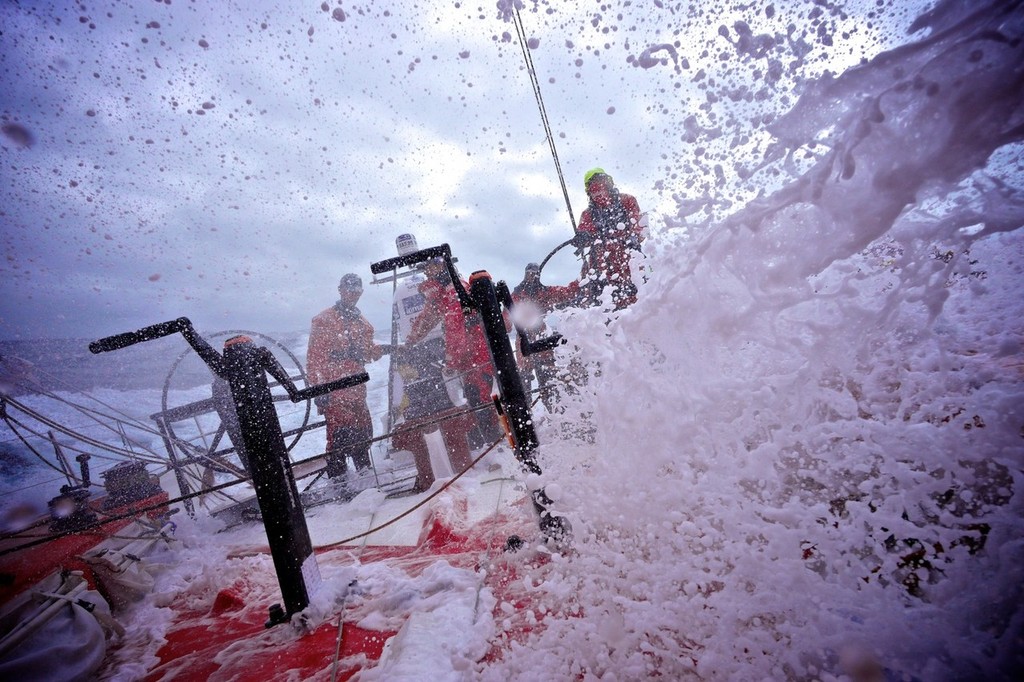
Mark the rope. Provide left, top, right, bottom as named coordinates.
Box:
left=291, top=400, right=496, bottom=474
left=315, top=434, right=505, bottom=551
left=316, top=392, right=543, bottom=552
left=2, top=410, right=99, bottom=483
left=1, top=357, right=163, bottom=437
left=0, top=477, right=239, bottom=558
left=0, top=397, right=506, bottom=558
left=31, top=389, right=165, bottom=456
left=2, top=394, right=166, bottom=463
left=511, top=7, right=576, bottom=233
left=1, top=410, right=164, bottom=467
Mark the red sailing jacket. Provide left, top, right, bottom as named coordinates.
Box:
left=408, top=278, right=490, bottom=374
left=576, top=192, right=643, bottom=284
left=307, top=303, right=381, bottom=425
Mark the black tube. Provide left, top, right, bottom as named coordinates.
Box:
left=520, top=332, right=564, bottom=357
left=290, top=373, right=369, bottom=402
left=370, top=244, right=451, bottom=274
left=469, top=271, right=570, bottom=544
left=468, top=273, right=539, bottom=462
left=538, top=237, right=574, bottom=274
left=221, top=337, right=318, bottom=621
left=76, top=453, right=91, bottom=488
left=89, top=318, right=190, bottom=354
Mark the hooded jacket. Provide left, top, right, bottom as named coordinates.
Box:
left=307, top=302, right=381, bottom=424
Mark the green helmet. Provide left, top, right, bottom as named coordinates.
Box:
left=584, top=167, right=612, bottom=189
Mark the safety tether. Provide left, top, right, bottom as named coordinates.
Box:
left=511, top=7, right=576, bottom=233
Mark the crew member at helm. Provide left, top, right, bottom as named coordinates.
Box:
left=572, top=168, right=645, bottom=310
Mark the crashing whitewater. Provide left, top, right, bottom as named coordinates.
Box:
left=487, top=2, right=1024, bottom=680
left=2, top=1, right=1020, bottom=680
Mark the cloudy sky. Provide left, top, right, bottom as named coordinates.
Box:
left=1, top=0, right=923, bottom=340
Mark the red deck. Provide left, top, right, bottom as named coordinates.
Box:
left=142, top=490, right=564, bottom=680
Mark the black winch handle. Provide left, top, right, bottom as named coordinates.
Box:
left=258, top=346, right=369, bottom=402
left=369, top=244, right=451, bottom=274
left=90, top=317, right=226, bottom=377
left=370, top=243, right=473, bottom=312
left=520, top=332, right=565, bottom=357
left=89, top=317, right=191, bottom=354
left=292, top=373, right=369, bottom=402
left=494, top=280, right=566, bottom=357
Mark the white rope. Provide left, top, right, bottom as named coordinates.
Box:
left=511, top=7, right=576, bottom=232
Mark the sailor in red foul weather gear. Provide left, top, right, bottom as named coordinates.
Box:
left=572, top=168, right=645, bottom=310
left=307, top=273, right=388, bottom=479
left=404, top=257, right=505, bottom=460
left=512, top=262, right=576, bottom=414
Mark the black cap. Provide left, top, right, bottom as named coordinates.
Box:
left=525, top=262, right=541, bottom=272
left=339, top=273, right=363, bottom=290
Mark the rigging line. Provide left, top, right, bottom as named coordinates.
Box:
left=167, top=449, right=246, bottom=501
left=0, top=472, right=79, bottom=497
left=8, top=528, right=171, bottom=543
left=48, top=430, right=77, bottom=486
left=0, top=400, right=161, bottom=453
left=6, top=360, right=165, bottom=435
left=2, top=395, right=165, bottom=463
left=512, top=7, right=576, bottom=232
left=314, top=434, right=505, bottom=552
left=29, top=386, right=168, bottom=445
left=512, top=13, right=560, bottom=182
left=291, top=384, right=547, bottom=480
left=0, top=474, right=247, bottom=558
left=29, top=435, right=162, bottom=467
left=289, top=401, right=497, bottom=476
left=1, top=409, right=166, bottom=466
left=189, top=468, right=245, bottom=506
left=2, top=412, right=87, bottom=482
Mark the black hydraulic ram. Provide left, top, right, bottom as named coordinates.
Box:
left=90, top=317, right=368, bottom=626
left=370, top=245, right=571, bottom=544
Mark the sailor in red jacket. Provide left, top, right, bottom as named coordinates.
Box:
left=307, top=273, right=388, bottom=479
left=511, top=262, right=568, bottom=414
left=572, top=168, right=645, bottom=310
left=405, top=257, right=505, bottom=452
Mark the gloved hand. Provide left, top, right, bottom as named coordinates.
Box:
left=314, top=394, right=329, bottom=414
left=571, top=231, right=593, bottom=249
left=392, top=344, right=408, bottom=364
left=574, top=279, right=604, bottom=308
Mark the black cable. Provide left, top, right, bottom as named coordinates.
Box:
left=0, top=474, right=245, bottom=558
left=1, top=412, right=75, bottom=480
left=511, top=7, right=577, bottom=233
left=538, top=237, right=575, bottom=274
left=3, top=394, right=165, bottom=463
left=315, top=433, right=506, bottom=551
